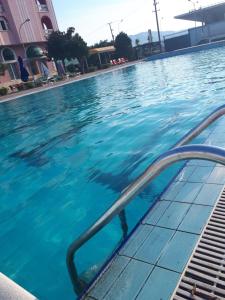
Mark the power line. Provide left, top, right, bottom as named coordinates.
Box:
left=87, top=24, right=108, bottom=36
left=87, top=0, right=155, bottom=43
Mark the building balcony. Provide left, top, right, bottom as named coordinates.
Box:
left=44, top=28, right=53, bottom=37
left=38, top=4, right=48, bottom=12
left=0, top=4, right=4, bottom=13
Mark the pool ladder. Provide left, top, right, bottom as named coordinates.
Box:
left=66, top=104, right=225, bottom=295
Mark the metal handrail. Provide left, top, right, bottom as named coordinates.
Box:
left=67, top=145, right=225, bottom=294
left=67, top=104, right=225, bottom=295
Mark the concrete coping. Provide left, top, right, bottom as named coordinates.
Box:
left=0, top=273, right=37, bottom=300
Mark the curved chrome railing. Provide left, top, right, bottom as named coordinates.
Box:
left=67, top=104, right=225, bottom=295
left=67, top=144, right=225, bottom=294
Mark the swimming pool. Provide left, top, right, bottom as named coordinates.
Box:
left=1, top=46, right=225, bottom=299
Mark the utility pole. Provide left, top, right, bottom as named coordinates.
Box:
left=153, top=0, right=162, bottom=52
left=108, top=22, right=115, bottom=43
left=188, top=0, right=197, bottom=28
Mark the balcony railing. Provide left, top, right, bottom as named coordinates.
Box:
left=44, top=28, right=53, bottom=37
left=38, top=4, right=48, bottom=12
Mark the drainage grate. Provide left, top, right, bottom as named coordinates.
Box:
left=172, top=186, right=225, bottom=300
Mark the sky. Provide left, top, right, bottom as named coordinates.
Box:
left=52, top=0, right=219, bottom=45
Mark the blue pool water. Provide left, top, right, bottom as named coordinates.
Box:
left=1, top=46, right=225, bottom=299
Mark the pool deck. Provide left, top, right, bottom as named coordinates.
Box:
left=0, top=273, right=37, bottom=300
left=82, top=117, right=225, bottom=300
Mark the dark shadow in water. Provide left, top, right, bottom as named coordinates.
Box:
left=9, top=116, right=95, bottom=167
left=89, top=117, right=179, bottom=197
left=90, top=143, right=160, bottom=197
left=89, top=150, right=148, bottom=195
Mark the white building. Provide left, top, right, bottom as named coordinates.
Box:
left=164, top=2, right=225, bottom=51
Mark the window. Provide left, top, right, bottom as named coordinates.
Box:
left=36, top=0, right=47, bottom=5
left=0, top=2, right=4, bottom=13
left=0, top=17, right=8, bottom=31
left=36, top=0, right=48, bottom=12
left=1, top=48, right=19, bottom=80
left=2, top=48, right=16, bottom=62
left=7, top=63, right=20, bottom=80
left=41, top=16, right=53, bottom=30
left=41, top=16, right=53, bottom=36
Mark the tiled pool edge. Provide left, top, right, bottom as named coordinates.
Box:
left=80, top=117, right=225, bottom=299
left=170, top=184, right=225, bottom=300
left=77, top=161, right=188, bottom=300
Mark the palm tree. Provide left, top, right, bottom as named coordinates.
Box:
left=135, top=38, right=140, bottom=47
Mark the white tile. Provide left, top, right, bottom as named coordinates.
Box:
left=89, top=256, right=130, bottom=299
left=174, top=182, right=202, bottom=203
left=103, top=260, right=153, bottom=300
left=119, top=225, right=153, bottom=257
left=188, top=166, right=214, bottom=183
left=161, top=181, right=184, bottom=201
left=143, top=201, right=171, bottom=225
left=194, top=183, right=223, bottom=206
left=175, top=166, right=196, bottom=182
left=207, top=167, right=225, bottom=184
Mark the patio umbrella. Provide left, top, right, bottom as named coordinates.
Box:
left=56, top=60, right=66, bottom=76
left=18, top=56, right=29, bottom=82
left=40, top=62, right=50, bottom=78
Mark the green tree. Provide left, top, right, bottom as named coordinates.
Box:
left=65, top=27, right=75, bottom=40
left=47, top=30, right=67, bottom=60
left=68, top=33, right=88, bottom=59
left=65, top=31, right=88, bottom=73
left=47, top=27, right=88, bottom=72
left=91, top=39, right=113, bottom=49
left=115, top=32, right=133, bottom=60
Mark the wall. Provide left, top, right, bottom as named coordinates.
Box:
left=189, top=21, right=225, bottom=46
left=146, top=40, right=225, bottom=62
left=164, top=34, right=191, bottom=52
left=0, top=0, right=58, bottom=46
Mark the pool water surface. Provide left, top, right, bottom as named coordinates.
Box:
left=1, top=47, right=225, bottom=299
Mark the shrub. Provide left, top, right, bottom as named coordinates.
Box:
left=55, top=75, right=64, bottom=81
left=0, top=87, right=8, bottom=96
left=88, top=66, right=97, bottom=72
left=34, top=81, right=43, bottom=87
left=17, top=84, right=24, bottom=91
left=67, top=64, right=78, bottom=73
left=101, top=64, right=110, bottom=69
left=24, top=82, right=35, bottom=89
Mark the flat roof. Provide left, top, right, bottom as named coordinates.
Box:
left=175, top=1, right=225, bottom=22
left=89, top=46, right=115, bottom=55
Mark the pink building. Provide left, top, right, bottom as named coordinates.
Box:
left=0, top=0, right=58, bottom=85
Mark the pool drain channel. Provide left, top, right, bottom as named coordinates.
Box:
left=172, top=186, right=225, bottom=300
